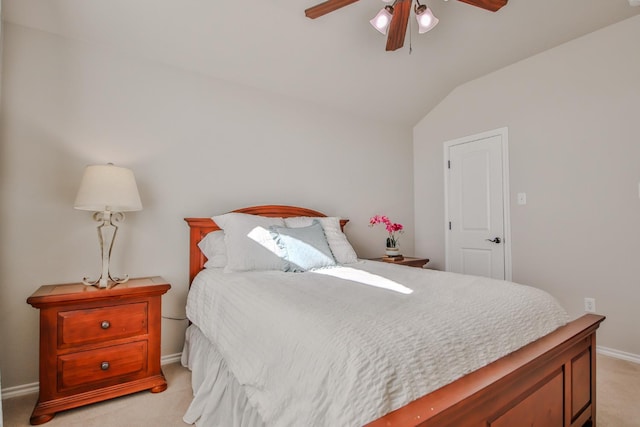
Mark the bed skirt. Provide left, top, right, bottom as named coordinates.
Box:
left=181, top=324, right=265, bottom=427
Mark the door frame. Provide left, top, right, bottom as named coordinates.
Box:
left=443, top=127, right=512, bottom=281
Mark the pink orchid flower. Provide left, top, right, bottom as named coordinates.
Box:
left=369, top=215, right=404, bottom=248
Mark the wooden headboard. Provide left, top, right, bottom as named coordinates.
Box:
left=184, top=205, right=348, bottom=285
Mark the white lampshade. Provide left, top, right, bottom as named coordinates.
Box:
left=74, top=164, right=142, bottom=212
left=416, top=6, right=439, bottom=34
left=370, top=6, right=394, bottom=35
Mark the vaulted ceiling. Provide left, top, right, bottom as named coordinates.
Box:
left=3, top=0, right=639, bottom=126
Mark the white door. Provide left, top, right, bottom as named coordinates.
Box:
left=444, top=128, right=511, bottom=280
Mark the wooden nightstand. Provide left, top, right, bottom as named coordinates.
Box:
left=26, top=276, right=171, bottom=425
left=368, top=257, right=430, bottom=268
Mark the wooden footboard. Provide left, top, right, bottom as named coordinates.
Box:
left=366, top=314, right=605, bottom=427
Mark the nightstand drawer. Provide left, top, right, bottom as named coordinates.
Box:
left=58, top=341, right=148, bottom=392
left=58, top=302, right=148, bottom=348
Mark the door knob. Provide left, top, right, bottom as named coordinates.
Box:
left=486, top=237, right=501, bottom=244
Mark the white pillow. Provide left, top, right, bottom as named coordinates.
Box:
left=284, top=216, right=358, bottom=264
left=213, top=212, right=287, bottom=272
left=198, top=230, right=227, bottom=268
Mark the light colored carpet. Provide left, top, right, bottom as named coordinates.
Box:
left=597, top=355, right=640, bottom=426
left=2, top=363, right=192, bottom=427
left=2, top=355, right=639, bottom=426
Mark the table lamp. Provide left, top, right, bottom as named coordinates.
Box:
left=74, top=163, right=142, bottom=288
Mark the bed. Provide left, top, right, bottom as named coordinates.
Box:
left=182, top=205, right=605, bottom=427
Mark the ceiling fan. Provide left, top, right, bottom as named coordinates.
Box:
left=305, top=0, right=508, bottom=51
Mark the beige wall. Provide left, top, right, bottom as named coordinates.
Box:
left=3, top=9, right=637, bottom=394
left=0, top=0, right=5, bottom=421
left=0, top=22, right=415, bottom=389
left=414, top=15, right=640, bottom=355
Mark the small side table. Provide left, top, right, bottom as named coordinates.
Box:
left=368, top=257, right=429, bottom=268
left=26, top=276, right=171, bottom=425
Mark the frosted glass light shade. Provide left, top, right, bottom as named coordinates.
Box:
left=370, top=6, right=393, bottom=35
left=416, top=7, right=439, bottom=34
left=74, top=164, right=142, bottom=212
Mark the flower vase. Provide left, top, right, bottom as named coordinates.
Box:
left=385, top=246, right=400, bottom=257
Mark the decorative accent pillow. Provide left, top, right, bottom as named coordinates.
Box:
left=198, top=230, right=227, bottom=268
left=212, top=213, right=287, bottom=272
left=269, top=221, right=337, bottom=272
left=284, top=216, right=358, bottom=264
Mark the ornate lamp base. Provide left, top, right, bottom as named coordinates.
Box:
left=82, top=210, right=131, bottom=289
left=82, top=275, right=130, bottom=289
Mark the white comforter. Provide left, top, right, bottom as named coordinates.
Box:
left=186, top=261, right=568, bottom=427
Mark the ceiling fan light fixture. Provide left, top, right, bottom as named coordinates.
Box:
left=370, top=5, right=394, bottom=35
left=415, top=2, right=439, bottom=34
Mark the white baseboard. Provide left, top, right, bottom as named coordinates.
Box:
left=161, top=352, right=183, bottom=365
left=597, top=346, right=640, bottom=364
left=1, top=381, right=39, bottom=400
left=1, top=352, right=183, bottom=401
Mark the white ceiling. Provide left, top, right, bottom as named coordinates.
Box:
left=3, top=0, right=639, bottom=126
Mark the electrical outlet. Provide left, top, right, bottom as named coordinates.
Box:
left=517, top=193, right=527, bottom=205
left=584, top=297, right=596, bottom=313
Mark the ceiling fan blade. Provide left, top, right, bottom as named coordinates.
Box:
left=385, top=0, right=412, bottom=51
left=305, top=0, right=360, bottom=19
left=457, top=0, right=508, bottom=12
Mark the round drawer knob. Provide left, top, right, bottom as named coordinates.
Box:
left=101, top=320, right=111, bottom=329
left=101, top=361, right=110, bottom=371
